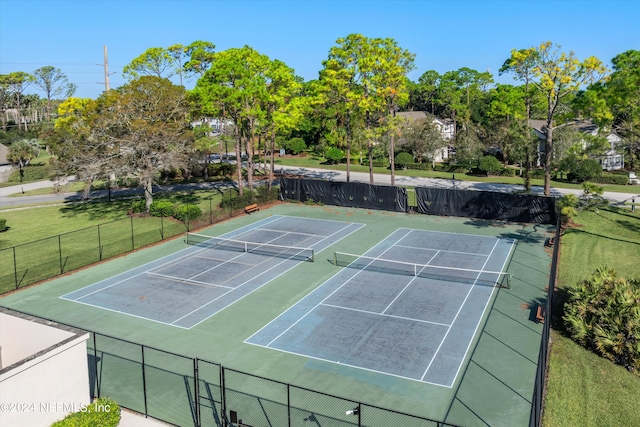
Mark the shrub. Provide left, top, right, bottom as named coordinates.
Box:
left=498, top=167, right=517, bottom=177
left=531, top=169, right=546, bottom=179
left=325, top=147, right=344, bottom=164
left=255, top=186, right=279, bottom=203
left=567, top=158, right=602, bottom=183
left=286, top=137, right=307, bottom=155
left=130, top=200, right=146, bottom=213
left=556, top=194, right=579, bottom=225
left=394, top=152, right=414, bottom=170
left=563, top=267, right=640, bottom=376
left=0, top=218, right=7, bottom=232
left=478, top=155, right=503, bottom=176
left=149, top=200, right=175, bottom=217
left=173, top=204, right=202, bottom=222
left=50, top=397, right=120, bottom=427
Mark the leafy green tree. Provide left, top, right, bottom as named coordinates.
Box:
left=605, top=50, right=640, bottom=170
left=32, top=66, right=76, bottom=120
left=262, top=59, right=304, bottom=188
left=0, top=71, right=34, bottom=130
left=505, top=41, right=608, bottom=195
left=564, top=267, right=640, bottom=376
left=397, top=117, right=444, bottom=166
left=123, top=47, right=175, bottom=81
left=321, top=34, right=414, bottom=185
left=89, top=76, right=193, bottom=212
left=193, top=46, right=271, bottom=194
left=184, top=40, right=216, bottom=78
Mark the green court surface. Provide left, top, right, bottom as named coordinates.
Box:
left=0, top=203, right=553, bottom=427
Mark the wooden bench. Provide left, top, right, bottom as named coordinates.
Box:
left=244, top=203, right=259, bottom=214
left=544, top=237, right=555, bottom=247
left=536, top=305, right=545, bottom=323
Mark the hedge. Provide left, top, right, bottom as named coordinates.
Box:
left=8, top=164, right=54, bottom=182
left=592, top=174, right=631, bottom=185
left=50, top=398, right=120, bottom=427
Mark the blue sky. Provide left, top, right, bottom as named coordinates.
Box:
left=1, top=0, right=638, bottom=99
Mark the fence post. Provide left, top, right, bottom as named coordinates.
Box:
left=186, top=204, right=190, bottom=232
left=287, top=384, right=291, bottom=427
left=98, top=224, right=103, bottom=261
left=130, top=216, right=135, bottom=250
left=58, top=235, right=63, bottom=274
left=93, top=333, right=100, bottom=398
left=161, top=215, right=164, bottom=240
left=193, top=358, right=201, bottom=427
left=220, top=366, right=227, bottom=427
left=209, top=196, right=213, bottom=224
left=141, top=345, right=148, bottom=417
left=12, top=246, right=18, bottom=289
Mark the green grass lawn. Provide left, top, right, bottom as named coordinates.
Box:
left=543, top=207, right=640, bottom=427
left=0, top=189, right=248, bottom=293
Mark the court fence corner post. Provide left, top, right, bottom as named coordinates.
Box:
left=141, top=344, right=148, bottom=418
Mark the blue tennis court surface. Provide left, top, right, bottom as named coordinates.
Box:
left=61, top=215, right=364, bottom=329
left=246, top=228, right=516, bottom=388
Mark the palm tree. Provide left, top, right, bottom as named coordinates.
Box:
left=8, top=139, right=41, bottom=182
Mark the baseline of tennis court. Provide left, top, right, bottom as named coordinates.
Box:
left=246, top=228, right=516, bottom=388
left=60, top=215, right=364, bottom=329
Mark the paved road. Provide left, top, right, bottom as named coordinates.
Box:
left=1, top=167, right=638, bottom=209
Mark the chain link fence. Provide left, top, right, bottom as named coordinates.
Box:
left=0, top=187, right=279, bottom=295
left=84, top=329, right=458, bottom=427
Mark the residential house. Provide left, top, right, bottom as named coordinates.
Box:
left=397, top=111, right=455, bottom=163
left=530, top=119, right=624, bottom=170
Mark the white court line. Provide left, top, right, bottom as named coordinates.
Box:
left=397, top=227, right=502, bottom=239
left=61, top=215, right=285, bottom=301
left=245, top=338, right=449, bottom=387
left=60, top=297, right=190, bottom=329
left=146, top=272, right=234, bottom=289
left=321, top=303, right=451, bottom=327
left=243, top=222, right=377, bottom=343
left=257, top=227, right=319, bottom=238
left=395, top=244, right=489, bottom=258
left=420, top=239, right=501, bottom=382
left=174, top=221, right=366, bottom=328
left=170, top=229, right=308, bottom=324
left=447, top=238, right=517, bottom=387
left=381, top=250, right=440, bottom=315
left=263, top=230, right=413, bottom=347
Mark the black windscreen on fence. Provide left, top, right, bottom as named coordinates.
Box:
left=279, top=177, right=408, bottom=213
left=415, top=187, right=557, bottom=224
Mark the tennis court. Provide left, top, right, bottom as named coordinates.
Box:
left=246, top=228, right=515, bottom=388
left=61, top=215, right=364, bottom=329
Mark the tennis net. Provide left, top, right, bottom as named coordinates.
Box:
left=186, top=233, right=315, bottom=262
left=333, top=251, right=510, bottom=288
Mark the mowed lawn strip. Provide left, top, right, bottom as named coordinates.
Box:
left=543, top=207, right=640, bottom=427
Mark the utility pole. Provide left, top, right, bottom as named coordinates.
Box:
left=98, top=45, right=114, bottom=93
left=103, top=45, right=111, bottom=91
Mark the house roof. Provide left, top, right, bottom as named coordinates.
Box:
left=396, top=111, right=453, bottom=124
left=396, top=111, right=428, bottom=121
